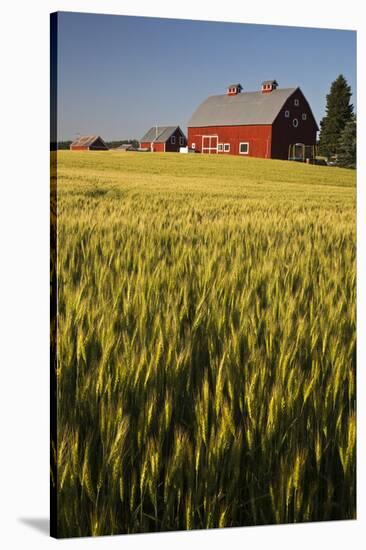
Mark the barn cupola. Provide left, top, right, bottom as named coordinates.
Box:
left=261, top=80, right=279, bottom=93
left=227, top=83, right=243, bottom=96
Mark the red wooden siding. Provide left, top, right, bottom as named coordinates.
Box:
left=70, top=145, right=108, bottom=151
left=188, top=125, right=272, bottom=158
left=141, top=142, right=165, bottom=152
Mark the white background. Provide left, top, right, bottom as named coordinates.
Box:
left=0, top=0, right=364, bottom=548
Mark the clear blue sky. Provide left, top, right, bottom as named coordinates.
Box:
left=56, top=12, right=356, bottom=141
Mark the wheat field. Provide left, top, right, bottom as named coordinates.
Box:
left=52, top=151, right=356, bottom=537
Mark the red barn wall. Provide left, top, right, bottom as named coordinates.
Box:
left=140, top=141, right=165, bottom=151
left=70, top=146, right=89, bottom=151
left=153, top=143, right=165, bottom=152
left=187, top=125, right=272, bottom=158
left=271, top=89, right=318, bottom=159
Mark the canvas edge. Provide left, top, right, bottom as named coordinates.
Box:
left=50, top=10, right=59, bottom=539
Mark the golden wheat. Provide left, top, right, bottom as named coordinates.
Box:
left=54, top=151, right=356, bottom=537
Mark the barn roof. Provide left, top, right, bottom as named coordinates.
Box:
left=140, top=126, right=181, bottom=143
left=188, top=88, right=298, bottom=127
left=70, top=135, right=107, bottom=147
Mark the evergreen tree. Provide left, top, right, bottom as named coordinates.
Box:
left=337, top=115, right=356, bottom=168
left=318, top=75, right=354, bottom=159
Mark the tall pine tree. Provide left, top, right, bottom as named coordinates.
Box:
left=337, top=114, right=356, bottom=168
left=318, top=75, right=354, bottom=159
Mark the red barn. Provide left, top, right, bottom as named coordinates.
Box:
left=187, top=81, right=319, bottom=160
left=70, top=135, right=108, bottom=151
left=140, top=126, right=187, bottom=152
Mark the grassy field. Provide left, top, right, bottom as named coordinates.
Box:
left=53, top=151, right=356, bottom=537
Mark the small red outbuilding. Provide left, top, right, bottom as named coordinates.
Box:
left=140, top=126, right=187, bottom=152
left=70, top=135, right=109, bottom=151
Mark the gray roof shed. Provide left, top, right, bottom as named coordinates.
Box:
left=140, top=126, right=182, bottom=143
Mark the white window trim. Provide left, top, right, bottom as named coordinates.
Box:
left=302, top=113, right=307, bottom=120
left=293, top=118, right=299, bottom=128
left=218, top=143, right=223, bottom=152
left=171, top=135, right=176, bottom=144
left=224, top=143, right=230, bottom=152
left=239, top=142, right=249, bottom=155
left=285, top=110, right=290, bottom=118
left=179, top=136, right=184, bottom=145
left=294, top=99, right=299, bottom=106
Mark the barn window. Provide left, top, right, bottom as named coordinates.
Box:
left=239, top=142, right=249, bottom=155
left=293, top=118, right=299, bottom=128
left=179, top=136, right=185, bottom=145
left=294, top=99, right=299, bottom=106
left=171, top=135, right=176, bottom=144
left=192, top=143, right=196, bottom=149
left=224, top=143, right=230, bottom=152
left=218, top=143, right=223, bottom=152
left=302, top=113, right=307, bottom=120
left=285, top=110, right=290, bottom=118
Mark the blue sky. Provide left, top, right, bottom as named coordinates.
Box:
left=56, top=12, right=356, bottom=141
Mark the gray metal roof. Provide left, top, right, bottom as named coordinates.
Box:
left=188, top=88, right=297, bottom=127
left=227, top=83, right=242, bottom=88
left=140, top=126, right=180, bottom=143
